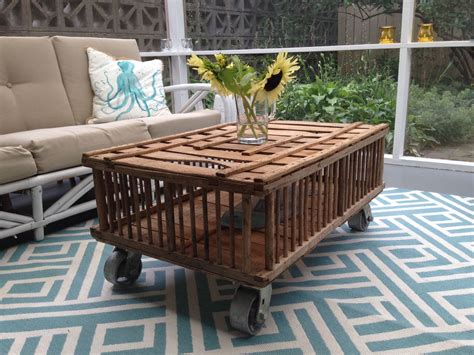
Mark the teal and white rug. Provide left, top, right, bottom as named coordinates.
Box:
left=1, top=188, right=473, bottom=354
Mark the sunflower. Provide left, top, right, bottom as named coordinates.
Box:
left=214, top=53, right=227, bottom=67
left=187, top=54, right=231, bottom=96
left=187, top=54, right=210, bottom=77
left=251, top=52, right=300, bottom=104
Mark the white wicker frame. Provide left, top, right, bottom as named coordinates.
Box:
left=0, top=83, right=232, bottom=241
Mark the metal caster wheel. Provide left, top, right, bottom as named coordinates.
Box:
left=348, top=204, right=373, bottom=232
left=104, top=248, right=142, bottom=286
left=229, top=284, right=272, bottom=336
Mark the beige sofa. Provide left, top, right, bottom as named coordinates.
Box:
left=0, top=36, right=228, bottom=241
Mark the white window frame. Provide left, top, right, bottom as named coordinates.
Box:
left=144, top=0, right=474, bottom=196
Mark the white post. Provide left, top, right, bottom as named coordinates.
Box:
left=165, top=0, right=189, bottom=112
left=392, top=0, right=416, bottom=159
left=31, top=185, right=44, bottom=241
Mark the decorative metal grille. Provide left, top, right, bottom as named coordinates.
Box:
left=185, top=0, right=338, bottom=50
left=0, top=0, right=167, bottom=51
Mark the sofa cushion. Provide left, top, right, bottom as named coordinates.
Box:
left=51, top=36, right=141, bottom=125
left=0, top=121, right=151, bottom=173
left=0, top=37, right=76, bottom=135
left=143, top=109, right=222, bottom=138
left=0, top=146, right=37, bottom=184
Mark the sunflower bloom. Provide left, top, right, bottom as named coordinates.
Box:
left=251, top=52, right=300, bottom=104
left=214, top=53, right=227, bottom=67
left=187, top=54, right=205, bottom=71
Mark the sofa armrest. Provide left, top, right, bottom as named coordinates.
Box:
left=163, top=83, right=234, bottom=122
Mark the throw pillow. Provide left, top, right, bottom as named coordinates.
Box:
left=87, top=47, right=171, bottom=122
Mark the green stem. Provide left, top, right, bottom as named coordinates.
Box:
left=236, top=96, right=258, bottom=139
left=241, top=95, right=268, bottom=136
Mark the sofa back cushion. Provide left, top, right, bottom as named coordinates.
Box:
left=0, top=37, right=76, bottom=135
left=51, top=36, right=141, bottom=125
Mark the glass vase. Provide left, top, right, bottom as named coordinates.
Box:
left=235, top=96, right=269, bottom=145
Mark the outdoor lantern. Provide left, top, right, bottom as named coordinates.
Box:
left=379, top=26, right=396, bottom=44
left=418, top=23, right=435, bottom=42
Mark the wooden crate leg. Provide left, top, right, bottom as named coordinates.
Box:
left=93, top=170, right=108, bottom=231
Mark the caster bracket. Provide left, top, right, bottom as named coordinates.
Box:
left=254, top=284, right=272, bottom=323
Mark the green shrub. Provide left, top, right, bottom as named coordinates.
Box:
left=276, top=57, right=473, bottom=156
left=408, top=85, right=474, bottom=149
left=276, top=71, right=399, bottom=151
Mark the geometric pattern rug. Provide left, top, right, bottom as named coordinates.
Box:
left=0, top=188, right=473, bottom=354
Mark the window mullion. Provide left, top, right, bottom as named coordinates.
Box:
left=392, top=0, right=416, bottom=159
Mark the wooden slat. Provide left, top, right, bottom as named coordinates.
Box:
left=290, top=181, right=297, bottom=251
left=155, top=180, right=164, bottom=247
left=241, top=194, right=252, bottom=273
left=144, top=179, right=153, bottom=244
left=164, top=182, right=176, bottom=251
left=242, top=134, right=304, bottom=156
left=264, top=193, right=275, bottom=271
left=317, top=170, right=323, bottom=231
left=103, top=172, right=115, bottom=233
left=229, top=192, right=236, bottom=268
left=119, top=174, right=128, bottom=236
left=189, top=186, right=197, bottom=257
left=216, top=122, right=363, bottom=178
left=338, top=157, right=347, bottom=215
left=142, top=151, right=233, bottom=168
left=194, top=136, right=236, bottom=150
left=106, top=128, right=236, bottom=162
left=333, top=163, right=338, bottom=219
left=348, top=153, right=354, bottom=207
left=130, top=177, right=142, bottom=242
left=112, top=173, right=123, bottom=236
left=202, top=187, right=210, bottom=261
left=303, top=176, right=310, bottom=241
left=93, top=170, right=109, bottom=231
left=177, top=184, right=185, bottom=253
left=329, top=164, right=335, bottom=223
left=283, top=186, right=289, bottom=257
left=378, top=139, right=385, bottom=185
left=122, top=175, right=133, bottom=239
left=323, top=166, right=330, bottom=227
left=298, top=179, right=304, bottom=246
left=311, top=172, right=316, bottom=236
left=255, top=124, right=387, bottom=183
left=275, top=190, right=281, bottom=264
left=215, top=190, right=222, bottom=264
left=83, top=122, right=232, bottom=158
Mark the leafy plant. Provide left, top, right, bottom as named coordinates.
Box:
left=275, top=55, right=473, bottom=156
left=409, top=85, right=474, bottom=147
left=276, top=58, right=399, bottom=151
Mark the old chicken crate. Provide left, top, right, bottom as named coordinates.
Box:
left=83, top=120, right=388, bottom=335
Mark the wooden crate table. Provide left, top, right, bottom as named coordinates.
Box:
left=83, top=120, right=388, bottom=334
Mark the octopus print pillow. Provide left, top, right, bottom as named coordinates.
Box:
left=87, top=47, right=171, bottom=122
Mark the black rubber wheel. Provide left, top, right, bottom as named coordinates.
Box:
left=229, top=287, right=264, bottom=335
left=104, top=248, right=142, bottom=286
left=348, top=205, right=373, bottom=232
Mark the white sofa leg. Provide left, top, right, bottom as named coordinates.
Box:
left=31, top=185, right=44, bottom=241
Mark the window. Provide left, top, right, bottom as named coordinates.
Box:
left=405, top=47, right=473, bottom=161
left=184, top=0, right=403, bottom=50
